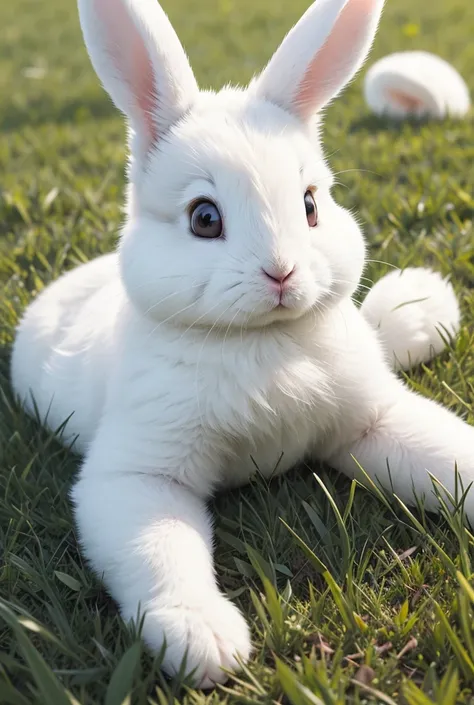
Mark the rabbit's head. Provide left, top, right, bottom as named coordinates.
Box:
left=78, top=0, right=384, bottom=329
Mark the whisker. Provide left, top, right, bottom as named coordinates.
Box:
left=325, top=147, right=342, bottom=161
left=366, top=259, right=400, bottom=270
left=146, top=300, right=200, bottom=339
left=354, top=283, right=372, bottom=293
left=330, top=277, right=372, bottom=293
left=241, top=304, right=260, bottom=335
left=331, top=180, right=349, bottom=191
left=225, top=281, right=243, bottom=293
left=332, top=168, right=382, bottom=179
left=178, top=299, right=226, bottom=339
left=221, top=308, right=242, bottom=366
left=143, top=283, right=204, bottom=317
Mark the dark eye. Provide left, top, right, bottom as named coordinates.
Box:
left=190, top=200, right=223, bottom=239
left=304, top=190, right=318, bottom=227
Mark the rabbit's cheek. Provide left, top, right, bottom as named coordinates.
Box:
left=307, top=253, right=332, bottom=287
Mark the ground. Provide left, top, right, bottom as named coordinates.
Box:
left=0, top=0, right=474, bottom=703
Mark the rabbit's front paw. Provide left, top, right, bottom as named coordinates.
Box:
left=145, top=595, right=252, bottom=688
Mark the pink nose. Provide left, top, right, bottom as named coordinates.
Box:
left=262, top=266, right=296, bottom=287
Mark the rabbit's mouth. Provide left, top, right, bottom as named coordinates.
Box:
left=253, top=285, right=329, bottom=326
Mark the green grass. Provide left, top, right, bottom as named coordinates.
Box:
left=1, top=0, right=474, bottom=702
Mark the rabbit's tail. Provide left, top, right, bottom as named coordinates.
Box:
left=361, top=267, right=460, bottom=371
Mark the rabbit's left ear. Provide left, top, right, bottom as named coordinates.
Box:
left=78, top=0, right=199, bottom=160
left=253, top=0, right=385, bottom=121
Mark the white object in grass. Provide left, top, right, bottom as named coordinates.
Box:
left=364, top=51, right=471, bottom=119
left=361, top=267, right=460, bottom=370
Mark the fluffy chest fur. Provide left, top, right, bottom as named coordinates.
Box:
left=109, top=308, right=342, bottom=493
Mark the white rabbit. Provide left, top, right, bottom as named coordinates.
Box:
left=10, top=0, right=473, bottom=689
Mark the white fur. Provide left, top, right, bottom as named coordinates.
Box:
left=364, top=51, right=471, bottom=119
left=361, top=268, right=460, bottom=370
left=10, top=0, right=474, bottom=688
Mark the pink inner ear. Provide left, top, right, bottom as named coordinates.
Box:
left=129, top=31, right=158, bottom=145
left=387, top=89, right=424, bottom=111
left=295, top=0, right=379, bottom=119
left=96, top=0, right=158, bottom=144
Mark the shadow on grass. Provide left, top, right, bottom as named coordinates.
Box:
left=349, top=113, right=433, bottom=134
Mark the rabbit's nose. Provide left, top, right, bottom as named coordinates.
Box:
left=261, top=265, right=296, bottom=287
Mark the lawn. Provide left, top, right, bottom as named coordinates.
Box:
left=1, top=0, right=474, bottom=703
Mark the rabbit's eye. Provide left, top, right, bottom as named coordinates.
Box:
left=304, top=190, right=318, bottom=228
left=190, top=200, right=223, bottom=239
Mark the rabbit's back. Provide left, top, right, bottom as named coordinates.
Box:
left=11, top=253, right=123, bottom=452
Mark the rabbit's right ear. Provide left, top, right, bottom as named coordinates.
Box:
left=78, top=0, right=199, bottom=159
left=252, top=0, right=384, bottom=122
